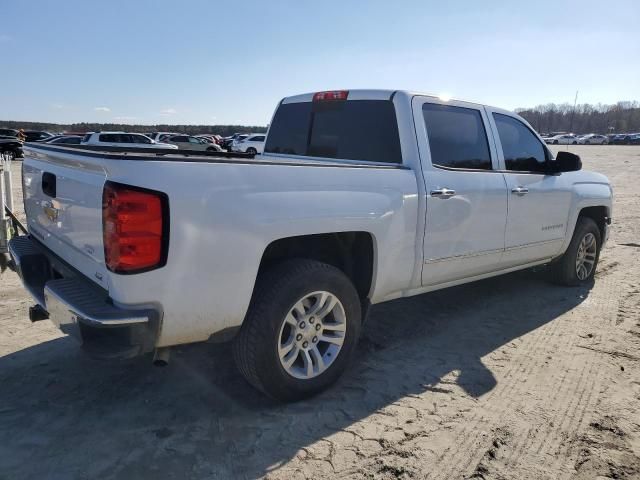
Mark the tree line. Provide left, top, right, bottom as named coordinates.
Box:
left=3, top=100, right=640, bottom=137
left=0, top=121, right=267, bottom=137
left=516, top=101, right=640, bottom=135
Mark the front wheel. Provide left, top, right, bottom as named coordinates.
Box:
left=246, top=147, right=257, bottom=155
left=233, top=259, right=362, bottom=401
left=549, top=217, right=601, bottom=286
left=553, top=140, right=559, bottom=144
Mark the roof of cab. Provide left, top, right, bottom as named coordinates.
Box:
left=281, top=89, right=492, bottom=109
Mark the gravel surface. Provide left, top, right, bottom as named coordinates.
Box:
left=0, top=145, right=639, bottom=479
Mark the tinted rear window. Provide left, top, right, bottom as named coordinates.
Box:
left=422, top=103, right=492, bottom=170
left=265, top=100, right=402, bottom=164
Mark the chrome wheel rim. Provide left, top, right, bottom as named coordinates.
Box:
left=575, top=233, right=597, bottom=280
left=277, top=291, right=346, bottom=380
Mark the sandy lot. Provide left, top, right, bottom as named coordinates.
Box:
left=0, top=145, right=639, bottom=480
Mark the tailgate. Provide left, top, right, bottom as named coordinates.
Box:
left=22, top=149, right=109, bottom=290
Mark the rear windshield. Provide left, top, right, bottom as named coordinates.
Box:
left=265, top=100, right=402, bottom=164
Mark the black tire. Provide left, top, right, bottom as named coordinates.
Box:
left=585, top=141, right=590, bottom=145
left=549, top=217, right=601, bottom=286
left=233, top=259, right=362, bottom=402
left=246, top=147, right=257, bottom=155
left=572, top=141, right=577, bottom=145
left=206, top=147, right=216, bottom=152
left=553, top=140, right=559, bottom=145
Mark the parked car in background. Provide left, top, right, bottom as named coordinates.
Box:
left=81, top=132, right=178, bottom=149
left=222, top=133, right=247, bottom=150
left=545, top=134, right=578, bottom=145
left=23, top=131, right=53, bottom=142
left=231, top=133, right=265, bottom=154
left=629, top=134, right=640, bottom=145
left=0, top=138, right=23, bottom=159
left=578, top=134, right=608, bottom=145
left=37, top=135, right=67, bottom=143
left=164, top=135, right=224, bottom=152
left=0, top=128, right=19, bottom=138
left=610, top=134, right=635, bottom=145
left=148, top=132, right=181, bottom=143
left=195, top=134, right=224, bottom=145
left=46, top=135, right=83, bottom=145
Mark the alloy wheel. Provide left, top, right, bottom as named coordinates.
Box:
left=277, top=291, right=346, bottom=380
left=575, top=233, right=597, bottom=280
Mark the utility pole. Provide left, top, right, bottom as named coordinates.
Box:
left=569, top=90, right=579, bottom=134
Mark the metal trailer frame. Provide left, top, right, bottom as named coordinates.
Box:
left=1, top=152, right=22, bottom=271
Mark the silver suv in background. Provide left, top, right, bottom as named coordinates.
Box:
left=81, top=132, right=178, bottom=149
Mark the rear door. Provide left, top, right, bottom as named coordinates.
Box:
left=412, top=97, right=508, bottom=286
left=486, top=109, right=572, bottom=266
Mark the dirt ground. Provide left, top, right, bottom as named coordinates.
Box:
left=0, top=145, right=639, bottom=480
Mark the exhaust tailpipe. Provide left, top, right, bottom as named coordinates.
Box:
left=153, top=347, right=171, bottom=366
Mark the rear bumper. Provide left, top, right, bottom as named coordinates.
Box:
left=8, top=235, right=159, bottom=359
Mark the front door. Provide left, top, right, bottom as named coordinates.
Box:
left=486, top=109, right=573, bottom=266
left=413, top=97, right=508, bottom=286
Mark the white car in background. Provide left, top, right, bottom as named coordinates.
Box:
left=148, top=132, right=181, bottom=143
left=164, top=135, right=224, bottom=152
left=81, top=132, right=178, bottom=149
left=232, top=133, right=266, bottom=154
left=578, top=134, right=608, bottom=145
left=545, top=134, right=578, bottom=145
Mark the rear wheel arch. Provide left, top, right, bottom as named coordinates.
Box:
left=257, top=232, right=376, bottom=303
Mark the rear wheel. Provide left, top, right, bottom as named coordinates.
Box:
left=549, top=217, right=601, bottom=286
left=233, top=259, right=362, bottom=401
left=246, top=147, right=257, bottom=155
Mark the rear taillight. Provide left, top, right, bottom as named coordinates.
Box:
left=313, top=90, right=349, bottom=102
left=102, top=182, right=168, bottom=273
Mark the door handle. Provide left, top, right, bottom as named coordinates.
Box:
left=430, top=188, right=456, bottom=198
left=511, top=186, right=529, bottom=196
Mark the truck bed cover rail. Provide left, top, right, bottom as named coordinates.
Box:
left=25, top=142, right=256, bottom=159
left=23, top=143, right=407, bottom=169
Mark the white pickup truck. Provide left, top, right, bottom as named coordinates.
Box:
left=9, top=90, right=612, bottom=401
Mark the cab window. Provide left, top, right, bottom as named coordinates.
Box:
left=493, top=113, right=548, bottom=173
left=422, top=103, right=492, bottom=170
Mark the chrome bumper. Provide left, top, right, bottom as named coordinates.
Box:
left=9, top=235, right=158, bottom=359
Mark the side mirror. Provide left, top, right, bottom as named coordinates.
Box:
left=550, top=151, right=582, bottom=173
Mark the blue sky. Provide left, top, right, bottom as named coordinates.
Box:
left=1, top=0, right=638, bottom=125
